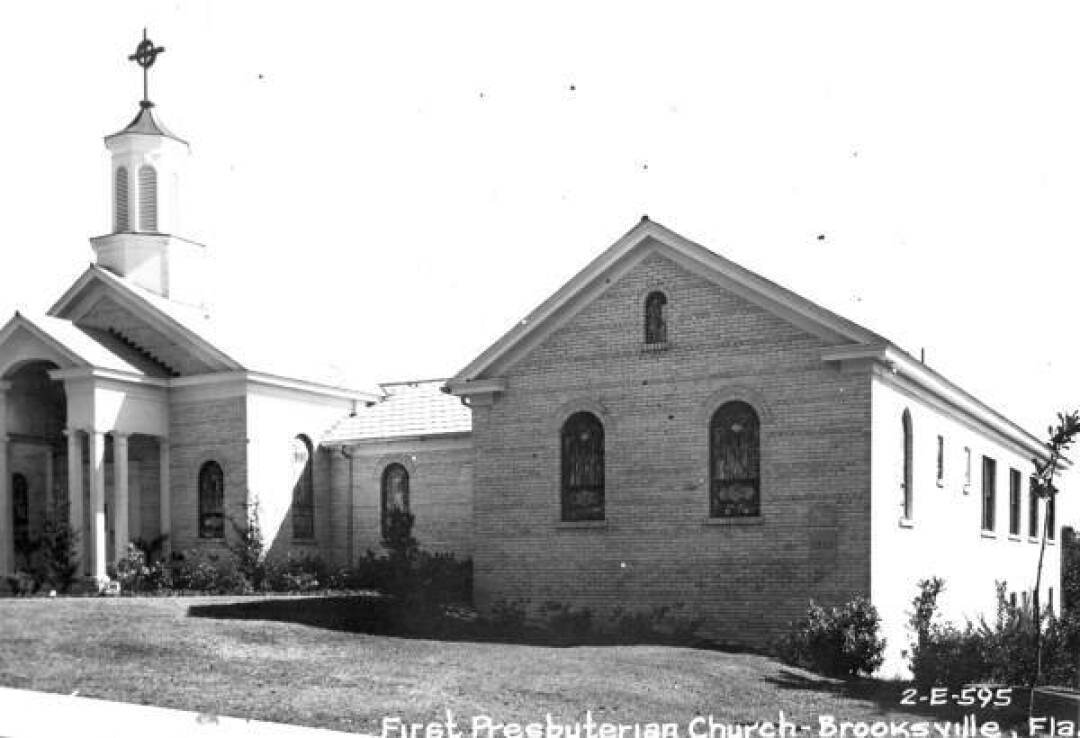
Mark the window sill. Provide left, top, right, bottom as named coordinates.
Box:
left=936, top=479, right=944, bottom=488
left=980, top=530, right=997, bottom=539
left=641, top=341, right=669, bottom=353
left=703, top=516, right=763, bottom=526
left=963, top=485, right=971, bottom=495
left=1008, top=534, right=1022, bottom=542
left=898, top=517, right=914, bottom=529
left=291, top=538, right=318, bottom=546
left=556, top=520, right=607, bottom=530
left=1029, top=536, right=1041, bottom=544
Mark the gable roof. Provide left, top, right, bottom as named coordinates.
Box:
left=49, top=265, right=373, bottom=392
left=450, top=216, right=885, bottom=384
left=324, top=379, right=471, bottom=443
left=0, top=312, right=144, bottom=376
left=446, top=217, right=1052, bottom=462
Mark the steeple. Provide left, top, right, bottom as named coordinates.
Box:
left=92, top=30, right=206, bottom=310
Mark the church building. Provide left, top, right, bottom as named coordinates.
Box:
left=0, top=35, right=1063, bottom=676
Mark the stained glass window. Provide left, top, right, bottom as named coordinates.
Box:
left=561, top=412, right=605, bottom=521
left=198, top=461, right=224, bottom=538
left=381, top=463, right=410, bottom=538
left=292, top=436, right=314, bottom=539
left=644, top=291, right=668, bottom=345
left=709, top=401, right=761, bottom=517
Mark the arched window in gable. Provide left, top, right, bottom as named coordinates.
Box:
left=709, top=401, right=761, bottom=517
left=561, top=411, right=605, bottom=521
left=198, top=461, right=225, bottom=539
left=12, top=473, right=29, bottom=551
left=901, top=409, right=913, bottom=519
left=114, top=167, right=129, bottom=232
left=381, top=463, right=410, bottom=539
left=138, top=164, right=158, bottom=232
left=644, top=291, right=668, bottom=345
left=291, top=435, right=315, bottom=539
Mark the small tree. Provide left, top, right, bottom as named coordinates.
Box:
left=1030, top=411, right=1080, bottom=698
left=228, top=499, right=267, bottom=590
left=37, top=500, right=81, bottom=592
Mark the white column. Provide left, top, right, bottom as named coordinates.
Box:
left=113, top=433, right=129, bottom=565
left=64, top=429, right=84, bottom=575
left=159, top=438, right=170, bottom=557
left=0, top=382, right=11, bottom=576
left=89, top=431, right=107, bottom=584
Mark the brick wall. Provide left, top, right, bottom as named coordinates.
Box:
left=471, top=252, right=873, bottom=646
left=167, top=395, right=247, bottom=553
left=325, top=435, right=474, bottom=566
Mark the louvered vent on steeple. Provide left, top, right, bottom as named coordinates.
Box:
left=138, top=165, right=158, bottom=232
left=114, top=167, right=129, bottom=232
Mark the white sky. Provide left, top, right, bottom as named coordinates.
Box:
left=1, top=1, right=1078, bottom=438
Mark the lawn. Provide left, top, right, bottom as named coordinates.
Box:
left=0, top=595, right=1026, bottom=735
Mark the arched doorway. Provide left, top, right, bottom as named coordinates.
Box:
left=3, top=360, right=68, bottom=571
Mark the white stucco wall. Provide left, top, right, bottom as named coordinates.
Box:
left=870, top=370, right=1062, bottom=677
left=244, top=381, right=355, bottom=561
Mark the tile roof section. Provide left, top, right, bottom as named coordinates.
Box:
left=324, top=380, right=472, bottom=442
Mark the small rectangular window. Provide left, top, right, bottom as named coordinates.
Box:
left=1049, top=587, right=1055, bottom=614
left=1029, top=477, right=1040, bottom=538
left=1009, top=468, right=1021, bottom=536
left=963, top=447, right=972, bottom=491
left=1048, top=495, right=1056, bottom=540
left=981, top=456, right=996, bottom=531
left=936, top=435, right=944, bottom=486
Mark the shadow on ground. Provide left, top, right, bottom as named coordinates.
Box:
left=186, top=593, right=739, bottom=651
left=765, top=668, right=1030, bottom=729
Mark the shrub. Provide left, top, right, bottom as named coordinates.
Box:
left=540, top=601, right=595, bottom=644
left=33, top=501, right=81, bottom=592
left=166, top=550, right=249, bottom=594
left=264, top=553, right=327, bottom=593
left=907, top=577, right=989, bottom=688
left=227, top=501, right=268, bottom=590
left=777, top=596, right=886, bottom=679
left=486, top=599, right=529, bottom=634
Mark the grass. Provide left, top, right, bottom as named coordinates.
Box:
left=0, top=595, right=1028, bottom=734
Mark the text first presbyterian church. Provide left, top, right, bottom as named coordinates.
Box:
left=0, top=36, right=1063, bottom=675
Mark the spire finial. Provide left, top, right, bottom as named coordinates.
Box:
left=127, top=28, right=166, bottom=108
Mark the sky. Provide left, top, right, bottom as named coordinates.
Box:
left=1, top=1, right=1078, bottom=438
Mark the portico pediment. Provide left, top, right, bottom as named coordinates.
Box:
left=48, top=265, right=242, bottom=377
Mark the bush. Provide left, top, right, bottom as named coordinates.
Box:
left=907, top=577, right=989, bottom=688
left=777, top=596, right=886, bottom=679
left=166, top=550, right=250, bottom=594
left=263, top=553, right=327, bottom=593
left=540, top=601, right=595, bottom=644
left=31, top=501, right=81, bottom=592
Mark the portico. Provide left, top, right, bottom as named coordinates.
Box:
left=0, top=317, right=171, bottom=586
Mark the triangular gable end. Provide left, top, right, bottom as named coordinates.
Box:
left=449, top=217, right=886, bottom=384
left=48, top=266, right=243, bottom=376
left=0, top=314, right=92, bottom=378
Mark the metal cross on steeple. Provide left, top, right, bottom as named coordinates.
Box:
left=128, top=28, right=166, bottom=108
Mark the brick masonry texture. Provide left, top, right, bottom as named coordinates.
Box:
left=168, top=395, right=247, bottom=553
left=326, top=438, right=474, bottom=565
left=470, top=252, right=873, bottom=646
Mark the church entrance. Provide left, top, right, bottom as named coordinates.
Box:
left=4, top=360, right=68, bottom=572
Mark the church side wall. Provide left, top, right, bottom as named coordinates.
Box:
left=326, top=435, right=473, bottom=566
left=870, top=374, right=1059, bottom=678
left=168, top=393, right=248, bottom=554
left=471, top=253, right=873, bottom=647
left=244, top=386, right=355, bottom=563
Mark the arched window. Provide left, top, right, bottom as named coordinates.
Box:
left=139, top=164, right=158, bottom=231
left=709, top=401, right=761, bottom=517
left=644, top=291, right=668, bottom=345
left=114, top=167, right=129, bottom=232
left=381, top=463, right=410, bottom=538
left=198, top=461, right=224, bottom=539
left=12, top=473, right=29, bottom=550
left=901, top=409, right=913, bottom=519
left=291, top=435, right=314, bottom=539
left=561, top=411, right=605, bottom=521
